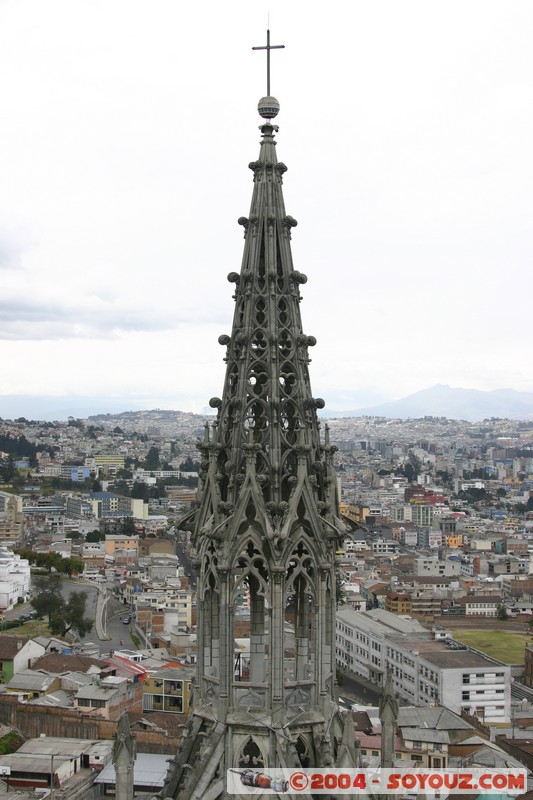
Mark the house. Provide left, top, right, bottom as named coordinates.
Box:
left=5, top=669, right=60, bottom=700
left=0, top=736, right=112, bottom=790
left=142, top=664, right=194, bottom=714
left=0, top=637, right=46, bottom=684
left=397, top=706, right=477, bottom=769
left=32, top=651, right=113, bottom=676
left=385, top=592, right=412, bottom=615
left=460, top=594, right=503, bottom=617
left=74, top=675, right=143, bottom=720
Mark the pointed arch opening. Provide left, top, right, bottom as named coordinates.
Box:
left=202, top=569, right=220, bottom=677
left=238, top=737, right=265, bottom=769
left=284, top=537, right=317, bottom=692
left=232, top=538, right=270, bottom=701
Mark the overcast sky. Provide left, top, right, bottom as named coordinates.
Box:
left=1, top=0, right=532, bottom=419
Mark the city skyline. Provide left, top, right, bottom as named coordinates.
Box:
left=1, top=1, right=532, bottom=418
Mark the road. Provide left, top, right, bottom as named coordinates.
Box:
left=338, top=671, right=382, bottom=707
left=8, top=577, right=138, bottom=655
left=175, top=538, right=196, bottom=587
left=57, top=579, right=130, bottom=653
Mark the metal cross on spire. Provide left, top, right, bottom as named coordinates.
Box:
left=252, top=29, right=285, bottom=96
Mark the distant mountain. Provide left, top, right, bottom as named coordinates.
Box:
left=2, top=386, right=533, bottom=424
left=329, top=385, right=533, bottom=422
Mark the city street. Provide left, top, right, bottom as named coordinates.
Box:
left=338, top=671, right=382, bottom=707
left=6, top=577, right=138, bottom=655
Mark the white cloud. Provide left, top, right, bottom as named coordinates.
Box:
left=0, top=0, right=532, bottom=411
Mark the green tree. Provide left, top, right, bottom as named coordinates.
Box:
left=61, top=557, right=83, bottom=576
left=86, top=530, right=105, bottom=542
left=144, top=447, right=160, bottom=471
left=50, top=591, right=93, bottom=638
left=34, top=551, right=65, bottom=573
left=113, top=480, right=131, bottom=497
left=497, top=603, right=508, bottom=621
left=179, top=456, right=199, bottom=472
left=404, top=450, right=422, bottom=483
left=120, top=517, right=136, bottom=535
left=0, top=455, right=15, bottom=483
left=131, top=481, right=149, bottom=500
left=30, top=575, right=64, bottom=623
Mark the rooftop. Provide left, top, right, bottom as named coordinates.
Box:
left=95, top=752, right=169, bottom=789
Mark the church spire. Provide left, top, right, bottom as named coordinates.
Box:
left=195, top=100, right=337, bottom=551
left=163, top=36, right=357, bottom=800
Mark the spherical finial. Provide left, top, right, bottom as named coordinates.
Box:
left=258, top=96, right=280, bottom=119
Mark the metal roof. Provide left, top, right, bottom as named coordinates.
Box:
left=94, top=753, right=170, bottom=788
left=27, top=690, right=73, bottom=707
left=398, top=706, right=472, bottom=730
left=401, top=728, right=451, bottom=744
left=6, top=671, right=57, bottom=691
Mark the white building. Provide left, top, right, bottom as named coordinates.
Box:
left=336, top=607, right=511, bottom=723
left=415, top=557, right=462, bottom=577
left=0, top=546, right=31, bottom=611
left=126, top=583, right=194, bottom=629
left=372, top=539, right=399, bottom=555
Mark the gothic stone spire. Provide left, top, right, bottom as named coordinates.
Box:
left=196, top=118, right=339, bottom=552
left=162, top=91, right=357, bottom=800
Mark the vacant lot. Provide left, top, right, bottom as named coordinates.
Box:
left=453, top=629, right=531, bottom=664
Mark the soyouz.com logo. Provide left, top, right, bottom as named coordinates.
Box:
left=227, top=768, right=527, bottom=795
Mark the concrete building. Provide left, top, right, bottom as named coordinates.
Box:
left=415, top=557, right=462, bottom=577
left=0, top=736, right=112, bottom=792
left=90, top=493, right=147, bottom=521
left=74, top=675, right=143, bottom=721
left=0, top=546, right=31, bottom=611
left=86, top=454, right=126, bottom=476
left=142, top=664, right=194, bottom=713
left=336, top=607, right=511, bottom=722
left=0, top=492, right=24, bottom=547
left=104, top=534, right=139, bottom=558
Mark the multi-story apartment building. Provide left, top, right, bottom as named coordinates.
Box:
left=385, top=592, right=412, bottom=615
left=142, top=665, right=194, bottom=713
left=0, top=493, right=24, bottom=547
left=399, top=529, right=418, bottom=547
left=104, top=534, right=139, bottom=558
left=336, top=607, right=511, bottom=722
left=64, top=494, right=93, bottom=518
left=415, top=557, right=461, bottom=577
left=121, top=578, right=194, bottom=630
left=90, top=492, right=147, bottom=521
left=85, top=454, right=125, bottom=476
left=410, top=504, right=434, bottom=527
left=372, top=539, right=399, bottom=555
left=418, top=529, right=442, bottom=548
